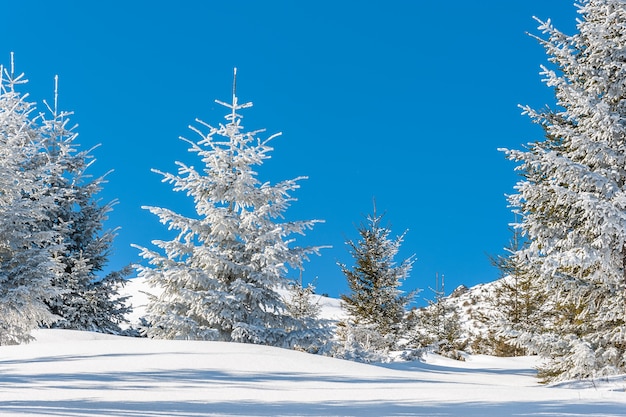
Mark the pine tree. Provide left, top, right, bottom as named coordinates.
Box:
left=0, top=57, right=59, bottom=344
left=406, top=275, right=465, bottom=360
left=337, top=208, right=416, bottom=357
left=33, top=77, right=132, bottom=334
left=283, top=277, right=332, bottom=353
left=489, top=228, right=549, bottom=357
left=285, top=277, right=322, bottom=321
left=501, top=0, right=626, bottom=381
left=135, top=70, right=324, bottom=347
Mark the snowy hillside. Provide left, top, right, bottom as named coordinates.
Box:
left=1, top=278, right=626, bottom=416
left=2, top=329, right=626, bottom=416
left=443, top=281, right=502, bottom=349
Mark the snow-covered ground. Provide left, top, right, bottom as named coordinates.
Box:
left=1, top=279, right=626, bottom=417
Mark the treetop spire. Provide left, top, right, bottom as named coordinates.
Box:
left=232, top=67, right=237, bottom=104
left=215, top=67, right=252, bottom=124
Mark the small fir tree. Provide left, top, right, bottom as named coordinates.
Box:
left=285, top=276, right=322, bottom=321
left=406, top=275, right=465, bottom=360
left=135, top=70, right=324, bottom=348
left=488, top=228, right=549, bottom=357
left=283, top=276, right=332, bottom=353
left=337, top=208, right=416, bottom=358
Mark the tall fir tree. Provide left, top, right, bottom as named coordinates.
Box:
left=501, top=0, right=626, bottom=381
left=135, top=70, right=325, bottom=348
left=337, top=208, right=416, bottom=358
left=0, top=57, right=60, bottom=344
left=37, top=81, right=132, bottom=334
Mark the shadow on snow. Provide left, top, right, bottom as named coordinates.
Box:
left=1, top=399, right=625, bottom=417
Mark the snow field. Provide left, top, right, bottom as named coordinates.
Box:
left=1, top=278, right=625, bottom=416
left=1, top=327, right=626, bottom=416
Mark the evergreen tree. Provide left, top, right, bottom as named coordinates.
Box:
left=283, top=277, right=332, bottom=353
left=406, top=275, right=465, bottom=360
left=501, top=0, right=626, bottom=381
left=135, top=70, right=324, bottom=348
left=0, top=58, right=59, bottom=344
left=337, top=208, right=416, bottom=357
left=489, top=228, right=549, bottom=357
left=34, top=78, right=132, bottom=334
left=285, top=277, right=322, bottom=322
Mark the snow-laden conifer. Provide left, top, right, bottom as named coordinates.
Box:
left=135, top=70, right=324, bottom=348
left=0, top=58, right=59, bottom=344
left=283, top=279, right=333, bottom=353
left=501, top=0, right=626, bottom=381
left=487, top=229, right=550, bottom=357
left=285, top=280, right=322, bottom=321
left=337, top=209, right=416, bottom=359
left=406, top=276, right=465, bottom=360
left=37, top=84, right=132, bottom=334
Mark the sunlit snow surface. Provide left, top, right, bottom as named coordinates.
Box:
left=1, top=279, right=625, bottom=417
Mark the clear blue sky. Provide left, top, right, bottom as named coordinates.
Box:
left=2, top=1, right=578, bottom=301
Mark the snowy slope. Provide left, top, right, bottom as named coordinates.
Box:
left=2, top=329, right=626, bottom=416
left=1, top=278, right=626, bottom=417
left=416, top=278, right=510, bottom=354
left=444, top=281, right=502, bottom=349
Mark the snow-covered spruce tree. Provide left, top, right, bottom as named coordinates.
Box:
left=286, top=279, right=322, bottom=320
left=488, top=228, right=550, bottom=357
left=501, top=0, right=626, bottom=382
left=406, top=277, right=465, bottom=360
left=135, top=70, right=324, bottom=348
left=283, top=277, right=333, bottom=353
left=337, top=209, right=416, bottom=359
left=0, top=59, right=60, bottom=344
left=36, top=84, right=132, bottom=334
